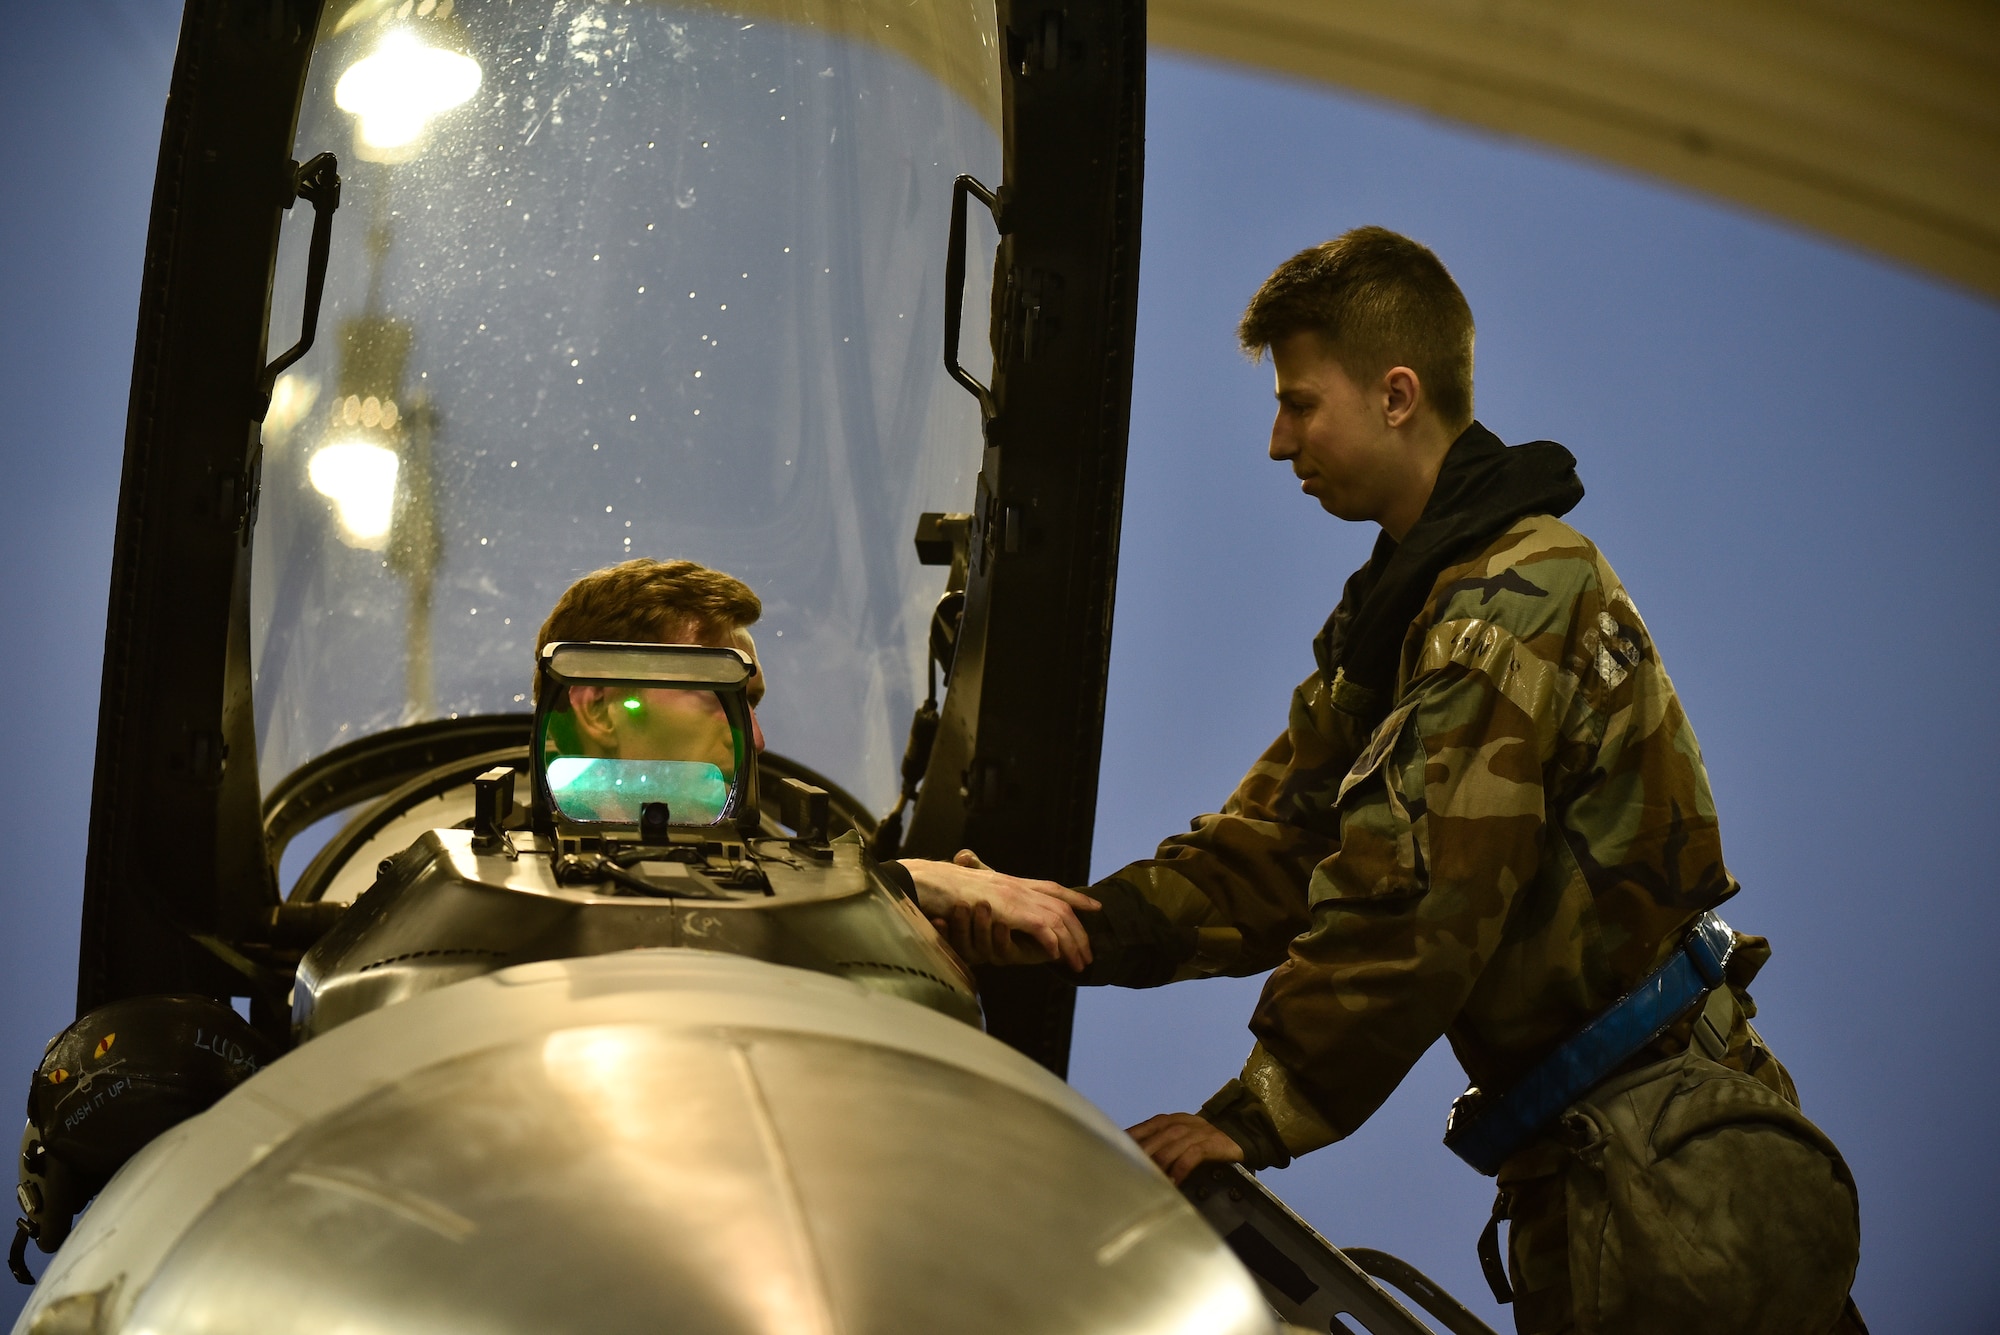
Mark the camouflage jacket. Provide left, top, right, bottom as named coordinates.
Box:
left=1084, top=504, right=1753, bottom=1167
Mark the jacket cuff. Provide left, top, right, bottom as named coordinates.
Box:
left=1071, top=877, right=1199, bottom=988
left=873, top=858, right=919, bottom=906
left=1232, top=1042, right=1343, bottom=1162
left=1198, top=1079, right=1291, bottom=1171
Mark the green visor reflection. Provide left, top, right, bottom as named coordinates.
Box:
left=534, top=645, right=755, bottom=830
left=545, top=757, right=730, bottom=826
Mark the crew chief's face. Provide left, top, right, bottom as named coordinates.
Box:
left=1267, top=332, right=1403, bottom=525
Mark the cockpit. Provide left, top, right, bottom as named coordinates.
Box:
left=284, top=630, right=982, bottom=1040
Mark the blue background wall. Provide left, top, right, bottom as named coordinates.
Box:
left=3, top=4, right=1996, bottom=1330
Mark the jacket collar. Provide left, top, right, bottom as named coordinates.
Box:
left=1315, top=421, right=1585, bottom=712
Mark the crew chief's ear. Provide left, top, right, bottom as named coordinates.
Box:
left=1382, top=365, right=1423, bottom=428
left=566, top=685, right=623, bottom=756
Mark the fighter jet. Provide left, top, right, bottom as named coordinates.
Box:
left=19, top=0, right=1982, bottom=1331
left=8, top=2, right=1497, bottom=1332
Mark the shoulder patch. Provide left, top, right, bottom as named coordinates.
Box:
left=1437, top=568, right=1548, bottom=607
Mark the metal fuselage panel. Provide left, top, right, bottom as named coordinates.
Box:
left=15, top=952, right=1273, bottom=1335
left=293, top=829, right=981, bottom=1037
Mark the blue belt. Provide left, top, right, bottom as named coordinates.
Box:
left=1443, top=912, right=1735, bottom=1176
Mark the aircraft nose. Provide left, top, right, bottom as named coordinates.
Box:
left=113, top=956, right=1275, bottom=1335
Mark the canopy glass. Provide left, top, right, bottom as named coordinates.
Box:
left=254, top=0, right=1000, bottom=817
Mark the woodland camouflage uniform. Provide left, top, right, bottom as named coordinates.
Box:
left=1077, top=423, right=1861, bottom=1334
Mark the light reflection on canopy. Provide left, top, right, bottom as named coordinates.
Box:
left=307, top=439, right=401, bottom=546
left=334, top=28, right=482, bottom=160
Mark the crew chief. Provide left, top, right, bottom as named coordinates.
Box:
left=903, top=228, right=1864, bottom=1335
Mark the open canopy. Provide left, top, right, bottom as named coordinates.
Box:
left=256, top=0, right=1000, bottom=817
left=80, top=0, right=1145, bottom=1079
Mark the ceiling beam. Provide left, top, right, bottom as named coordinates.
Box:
left=1154, top=0, right=2000, bottom=299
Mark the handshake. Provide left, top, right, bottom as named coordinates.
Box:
left=895, top=850, right=1102, bottom=973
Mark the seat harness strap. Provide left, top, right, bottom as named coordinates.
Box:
left=1444, top=912, right=1735, bottom=1177
left=1476, top=1189, right=1515, bottom=1305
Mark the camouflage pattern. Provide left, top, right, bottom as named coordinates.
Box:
left=1098, top=509, right=1871, bottom=1326
left=1494, top=1013, right=1863, bottom=1335
left=1095, top=512, right=1774, bottom=1153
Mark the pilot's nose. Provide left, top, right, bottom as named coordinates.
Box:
left=749, top=705, right=766, bottom=753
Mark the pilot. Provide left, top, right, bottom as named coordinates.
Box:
left=534, top=558, right=1101, bottom=970
left=534, top=556, right=769, bottom=756
left=901, top=229, right=1864, bottom=1334
left=535, top=558, right=768, bottom=824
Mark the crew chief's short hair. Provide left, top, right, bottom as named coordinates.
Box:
left=534, top=558, right=761, bottom=701
left=1238, top=226, right=1475, bottom=430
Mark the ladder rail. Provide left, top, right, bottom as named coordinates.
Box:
left=1180, top=1163, right=1498, bottom=1335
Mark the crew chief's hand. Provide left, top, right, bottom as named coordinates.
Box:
left=897, top=850, right=1100, bottom=972
left=1127, top=1113, right=1244, bottom=1184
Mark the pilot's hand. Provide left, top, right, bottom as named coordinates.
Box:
left=897, top=850, right=1100, bottom=973
left=1127, top=1112, right=1244, bottom=1185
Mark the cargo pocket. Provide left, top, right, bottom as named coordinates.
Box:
left=1308, top=698, right=1427, bottom=904
left=1560, top=1050, right=1860, bottom=1335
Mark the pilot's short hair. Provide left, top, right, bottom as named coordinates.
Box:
left=534, top=558, right=761, bottom=702
left=1238, top=226, right=1475, bottom=431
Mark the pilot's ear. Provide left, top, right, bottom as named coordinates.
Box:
left=566, top=686, right=621, bottom=755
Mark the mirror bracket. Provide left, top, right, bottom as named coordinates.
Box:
left=779, top=777, right=831, bottom=850
left=471, top=766, right=518, bottom=859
